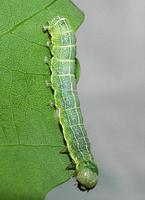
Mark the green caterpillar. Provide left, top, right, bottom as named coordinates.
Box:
left=43, top=16, right=98, bottom=191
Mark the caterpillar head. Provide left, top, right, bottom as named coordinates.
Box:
left=76, top=161, right=99, bottom=191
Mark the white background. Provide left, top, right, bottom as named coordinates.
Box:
left=46, top=0, right=145, bottom=199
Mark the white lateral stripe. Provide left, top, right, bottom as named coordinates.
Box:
left=54, top=17, right=66, bottom=26
left=54, top=44, right=76, bottom=48
left=54, top=59, right=75, bottom=62
left=53, top=74, right=75, bottom=77
left=69, top=124, right=84, bottom=128
left=64, top=106, right=80, bottom=111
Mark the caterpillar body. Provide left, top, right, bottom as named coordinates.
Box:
left=43, top=16, right=98, bottom=190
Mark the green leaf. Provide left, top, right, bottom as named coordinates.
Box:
left=0, top=0, right=84, bottom=199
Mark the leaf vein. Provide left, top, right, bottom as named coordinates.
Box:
left=0, top=0, right=58, bottom=39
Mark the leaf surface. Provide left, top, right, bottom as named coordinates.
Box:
left=0, top=0, right=84, bottom=199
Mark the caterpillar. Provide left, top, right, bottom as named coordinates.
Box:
left=43, top=16, right=98, bottom=191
